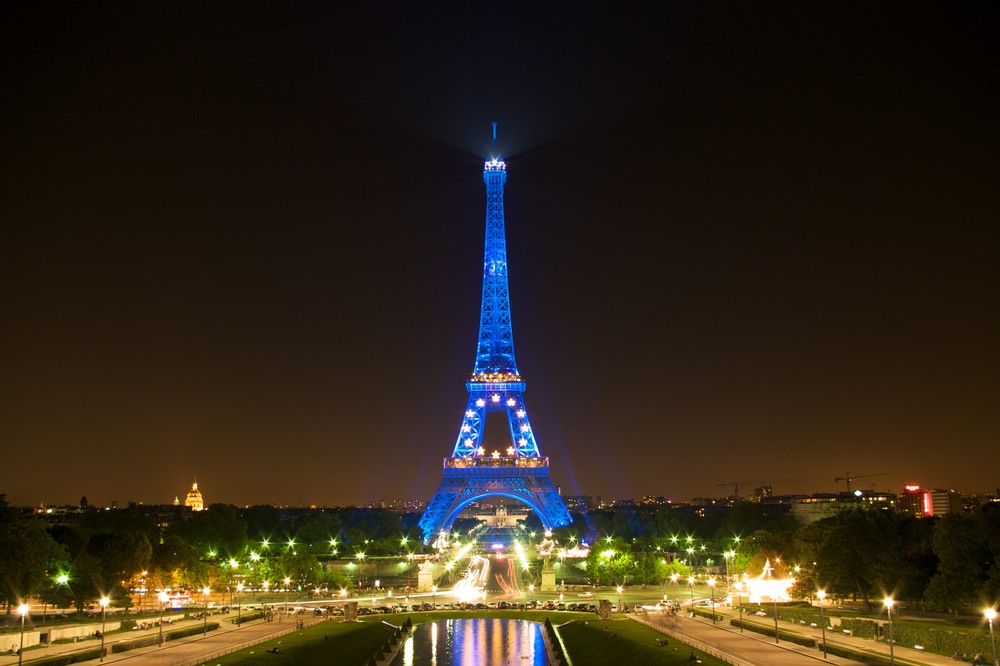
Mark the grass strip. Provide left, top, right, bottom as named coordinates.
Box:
left=558, top=619, right=730, bottom=666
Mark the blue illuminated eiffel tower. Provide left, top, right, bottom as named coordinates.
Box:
left=418, top=131, right=572, bottom=544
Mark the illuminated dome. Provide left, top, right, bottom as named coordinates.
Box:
left=184, top=479, right=205, bottom=511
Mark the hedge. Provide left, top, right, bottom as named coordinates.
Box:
left=23, top=647, right=104, bottom=666
left=692, top=607, right=724, bottom=622
left=233, top=611, right=265, bottom=625
left=822, top=642, right=895, bottom=666
left=885, top=622, right=993, bottom=658
left=111, top=622, right=220, bottom=653
left=729, top=618, right=816, bottom=648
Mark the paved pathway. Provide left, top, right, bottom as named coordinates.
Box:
left=639, top=608, right=968, bottom=666
left=638, top=613, right=857, bottom=665
left=1, top=612, right=324, bottom=666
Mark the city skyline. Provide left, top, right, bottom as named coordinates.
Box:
left=16, top=474, right=999, bottom=513
left=3, top=4, right=997, bottom=508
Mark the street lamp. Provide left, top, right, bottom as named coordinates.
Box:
left=670, top=573, right=679, bottom=602
left=817, top=590, right=827, bottom=659
left=735, top=581, right=744, bottom=633
left=236, top=583, right=244, bottom=626
left=985, top=608, right=997, bottom=666
left=52, top=573, right=70, bottom=624
left=884, top=597, right=895, bottom=666
left=157, top=592, right=168, bottom=646
left=707, top=578, right=716, bottom=624
left=203, top=587, right=210, bottom=635
left=688, top=576, right=695, bottom=617
left=139, top=571, right=148, bottom=612
left=17, top=603, right=29, bottom=666
left=773, top=593, right=780, bottom=644
left=724, top=550, right=735, bottom=599
left=99, top=596, right=109, bottom=662
left=617, top=585, right=623, bottom=611
left=283, top=577, right=291, bottom=621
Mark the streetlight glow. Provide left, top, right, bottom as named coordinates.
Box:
left=817, top=590, right=828, bottom=658
left=157, top=591, right=169, bottom=647
left=985, top=608, right=997, bottom=666
left=884, top=596, right=895, bottom=666
left=17, top=603, right=29, bottom=666
left=98, top=597, right=109, bottom=662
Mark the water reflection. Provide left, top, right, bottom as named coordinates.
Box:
left=390, top=618, right=548, bottom=666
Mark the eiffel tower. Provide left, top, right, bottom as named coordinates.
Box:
left=418, top=128, right=572, bottom=544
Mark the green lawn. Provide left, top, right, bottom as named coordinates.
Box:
left=207, top=620, right=397, bottom=665
left=557, top=619, right=729, bottom=666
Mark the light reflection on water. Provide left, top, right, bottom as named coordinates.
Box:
left=390, top=618, right=549, bottom=666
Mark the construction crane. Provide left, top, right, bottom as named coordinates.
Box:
left=834, top=472, right=888, bottom=492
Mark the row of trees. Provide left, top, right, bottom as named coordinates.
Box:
left=3, top=494, right=998, bottom=616
left=0, top=496, right=419, bottom=615
left=566, top=504, right=1000, bottom=614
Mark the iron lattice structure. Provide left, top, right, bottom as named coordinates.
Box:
left=419, top=151, right=572, bottom=543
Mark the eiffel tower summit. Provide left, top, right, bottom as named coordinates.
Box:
left=419, top=126, right=572, bottom=544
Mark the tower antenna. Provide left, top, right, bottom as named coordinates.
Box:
left=492, top=121, right=497, bottom=152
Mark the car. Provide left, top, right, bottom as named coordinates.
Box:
left=577, top=592, right=594, bottom=598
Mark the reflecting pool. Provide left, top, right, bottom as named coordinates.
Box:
left=389, top=618, right=549, bottom=666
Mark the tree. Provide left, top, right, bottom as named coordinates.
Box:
left=0, top=504, right=67, bottom=614
left=810, top=509, right=902, bottom=610
left=925, top=513, right=990, bottom=614
left=95, top=531, right=152, bottom=608
left=151, top=535, right=201, bottom=591
left=170, top=503, right=248, bottom=559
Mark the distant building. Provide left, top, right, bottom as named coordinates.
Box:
left=789, top=495, right=841, bottom=525
left=474, top=504, right=528, bottom=528
left=899, top=485, right=962, bottom=517
left=563, top=495, right=594, bottom=513
left=926, top=489, right=962, bottom=516
left=752, top=486, right=773, bottom=503
left=184, top=479, right=205, bottom=511
left=897, top=485, right=925, bottom=515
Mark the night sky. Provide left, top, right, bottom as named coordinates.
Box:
left=2, top=4, right=998, bottom=509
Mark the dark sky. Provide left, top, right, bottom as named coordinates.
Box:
left=2, top=3, right=998, bottom=508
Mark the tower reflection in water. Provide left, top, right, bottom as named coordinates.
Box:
left=392, top=618, right=548, bottom=666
